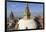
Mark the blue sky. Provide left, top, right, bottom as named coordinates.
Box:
left=7, top=2, right=43, bottom=17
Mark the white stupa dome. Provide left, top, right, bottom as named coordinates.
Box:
left=18, top=3, right=37, bottom=30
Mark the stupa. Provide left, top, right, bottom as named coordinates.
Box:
left=18, top=3, right=37, bottom=29
left=7, top=11, right=19, bottom=30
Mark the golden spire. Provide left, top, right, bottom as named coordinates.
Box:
left=24, top=3, right=31, bottom=19
left=10, top=11, right=14, bottom=19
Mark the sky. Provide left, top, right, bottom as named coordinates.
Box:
left=7, top=2, right=43, bottom=17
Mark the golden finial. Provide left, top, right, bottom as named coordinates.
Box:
left=24, top=3, right=31, bottom=19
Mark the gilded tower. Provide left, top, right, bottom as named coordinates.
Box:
left=10, top=11, right=15, bottom=19
left=24, top=3, right=31, bottom=19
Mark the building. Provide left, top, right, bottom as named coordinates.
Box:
left=18, top=3, right=37, bottom=29
left=7, top=11, right=19, bottom=31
